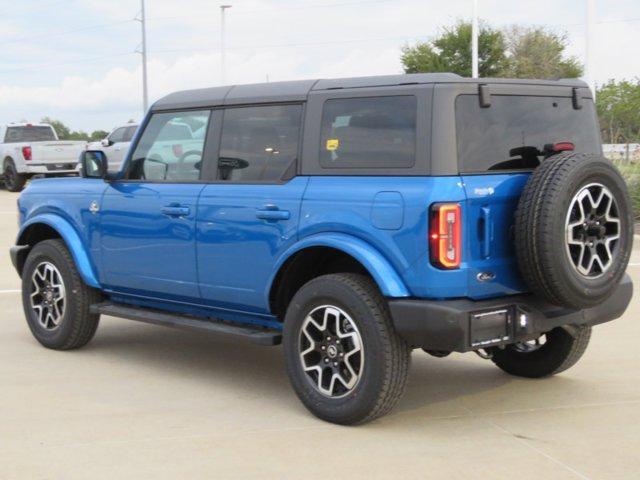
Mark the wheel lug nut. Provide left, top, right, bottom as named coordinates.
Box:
left=324, top=358, right=329, bottom=363
left=333, top=362, right=338, bottom=366
left=321, top=345, right=326, bottom=350
left=340, top=353, right=344, bottom=357
left=326, top=336, right=331, bottom=341
left=336, top=339, right=340, bottom=344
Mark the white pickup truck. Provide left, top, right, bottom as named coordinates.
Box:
left=1, top=123, right=85, bottom=192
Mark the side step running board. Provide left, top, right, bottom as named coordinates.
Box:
left=90, top=302, right=282, bottom=346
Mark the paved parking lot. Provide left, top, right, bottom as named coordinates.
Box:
left=0, top=188, right=638, bottom=479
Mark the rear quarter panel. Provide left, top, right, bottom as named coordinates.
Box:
left=299, top=176, right=470, bottom=299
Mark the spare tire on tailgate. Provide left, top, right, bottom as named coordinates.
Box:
left=515, top=152, right=633, bottom=309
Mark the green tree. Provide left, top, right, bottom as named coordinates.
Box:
left=504, top=26, right=582, bottom=79
left=401, top=21, right=509, bottom=77
left=89, top=130, right=109, bottom=141
left=40, top=117, right=113, bottom=141
left=40, top=117, right=72, bottom=140
left=597, top=79, right=640, bottom=144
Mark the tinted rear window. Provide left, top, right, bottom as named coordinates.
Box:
left=4, top=126, right=56, bottom=143
left=456, top=95, right=601, bottom=173
left=319, top=96, right=417, bottom=169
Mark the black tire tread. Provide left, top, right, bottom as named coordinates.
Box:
left=492, top=326, right=592, bottom=378
left=23, top=239, right=101, bottom=350
left=284, top=273, right=410, bottom=425
left=329, top=274, right=410, bottom=423
left=4, top=158, right=27, bottom=192
left=551, top=326, right=592, bottom=375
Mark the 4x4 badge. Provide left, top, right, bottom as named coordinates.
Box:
left=89, top=201, right=100, bottom=214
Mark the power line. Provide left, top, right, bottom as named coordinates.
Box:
left=0, top=32, right=430, bottom=75
left=1, top=19, right=134, bottom=45
left=0, top=0, right=71, bottom=18
left=150, top=33, right=430, bottom=56
left=0, top=52, right=136, bottom=75
left=147, top=0, right=393, bottom=21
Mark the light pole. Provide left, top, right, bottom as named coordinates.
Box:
left=471, top=0, right=479, bottom=78
left=135, top=0, right=149, bottom=113
left=220, top=4, right=232, bottom=85
left=585, top=0, right=596, bottom=98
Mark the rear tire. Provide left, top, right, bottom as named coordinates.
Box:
left=4, top=159, right=27, bottom=192
left=491, top=326, right=591, bottom=378
left=283, top=273, right=410, bottom=425
left=21, top=239, right=101, bottom=350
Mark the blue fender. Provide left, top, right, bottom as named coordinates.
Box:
left=269, top=233, right=410, bottom=298
left=18, top=214, right=101, bottom=289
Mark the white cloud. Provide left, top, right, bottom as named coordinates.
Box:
left=0, top=0, right=638, bottom=130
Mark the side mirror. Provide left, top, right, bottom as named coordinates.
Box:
left=101, top=138, right=112, bottom=147
left=80, top=150, right=108, bottom=179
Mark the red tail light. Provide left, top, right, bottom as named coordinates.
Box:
left=172, top=144, right=184, bottom=158
left=552, top=142, right=575, bottom=152
left=429, top=203, right=462, bottom=269
left=22, top=146, right=32, bottom=161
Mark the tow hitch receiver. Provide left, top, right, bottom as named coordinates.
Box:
left=470, top=309, right=512, bottom=348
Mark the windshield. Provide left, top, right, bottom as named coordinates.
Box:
left=4, top=126, right=57, bottom=143
left=456, top=95, right=601, bottom=173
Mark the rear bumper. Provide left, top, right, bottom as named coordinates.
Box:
left=388, top=274, right=633, bottom=352
left=20, top=163, right=79, bottom=175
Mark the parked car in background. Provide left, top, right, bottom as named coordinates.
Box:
left=1, top=123, right=85, bottom=192
left=87, top=124, right=138, bottom=172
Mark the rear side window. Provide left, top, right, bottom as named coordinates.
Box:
left=456, top=95, right=601, bottom=173
left=319, top=96, right=417, bottom=169
left=5, top=126, right=56, bottom=143
left=218, top=104, right=302, bottom=183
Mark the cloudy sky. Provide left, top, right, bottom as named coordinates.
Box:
left=0, top=0, right=638, bottom=132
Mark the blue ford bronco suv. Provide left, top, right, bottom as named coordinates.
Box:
left=11, top=74, right=634, bottom=425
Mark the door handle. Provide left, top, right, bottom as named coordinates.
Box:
left=161, top=205, right=190, bottom=217
left=480, top=206, right=492, bottom=258
left=256, top=205, right=290, bottom=221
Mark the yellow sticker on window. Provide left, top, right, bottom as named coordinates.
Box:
left=326, top=138, right=339, bottom=151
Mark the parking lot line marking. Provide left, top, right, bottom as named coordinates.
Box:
left=0, top=289, right=20, bottom=293
left=484, top=418, right=592, bottom=480
left=0, top=211, right=16, bottom=214
left=461, top=406, right=592, bottom=480
left=628, top=263, right=640, bottom=266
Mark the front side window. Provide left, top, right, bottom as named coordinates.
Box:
left=218, top=104, right=302, bottom=182
left=108, top=127, right=126, bottom=144
left=456, top=94, right=601, bottom=172
left=319, top=96, right=417, bottom=169
left=127, top=111, right=210, bottom=182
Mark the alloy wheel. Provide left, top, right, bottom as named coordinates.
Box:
left=29, top=261, right=66, bottom=330
left=565, top=183, right=621, bottom=278
left=299, top=305, right=364, bottom=398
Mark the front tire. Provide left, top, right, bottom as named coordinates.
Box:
left=21, top=239, right=101, bottom=350
left=491, top=326, right=591, bottom=378
left=283, top=273, right=410, bottom=425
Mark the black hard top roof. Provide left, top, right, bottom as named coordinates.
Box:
left=151, top=73, right=588, bottom=111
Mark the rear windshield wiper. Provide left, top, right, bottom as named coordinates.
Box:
left=487, top=146, right=541, bottom=171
